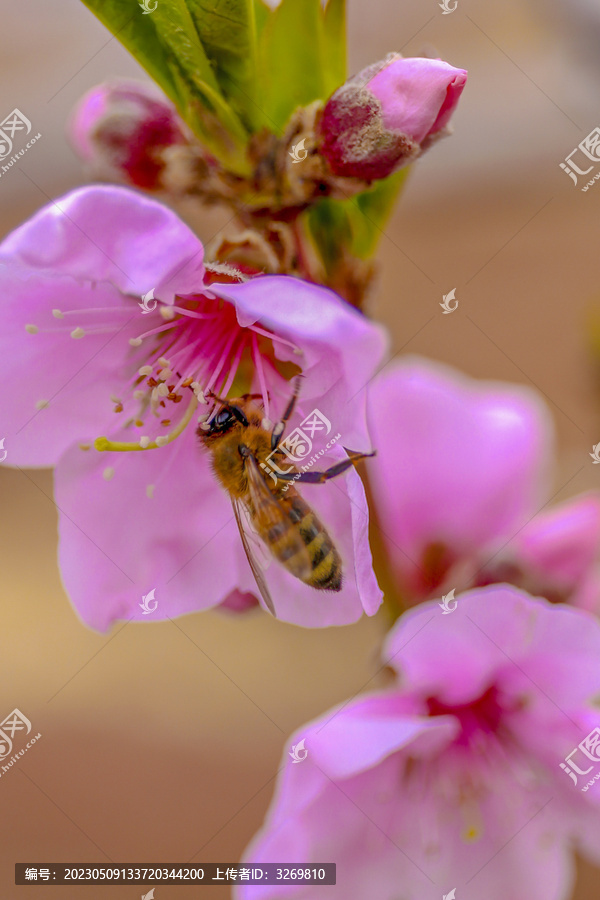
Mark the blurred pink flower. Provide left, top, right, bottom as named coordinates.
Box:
left=70, top=79, right=187, bottom=189
left=318, top=55, right=467, bottom=180
left=367, top=357, right=600, bottom=609
left=0, top=185, right=385, bottom=630
left=238, top=587, right=600, bottom=900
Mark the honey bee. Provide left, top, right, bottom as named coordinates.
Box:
left=197, top=378, right=374, bottom=617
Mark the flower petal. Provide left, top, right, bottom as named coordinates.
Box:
left=213, top=275, right=388, bottom=453
left=0, top=184, right=204, bottom=298
left=54, top=425, right=239, bottom=631
left=367, top=357, right=553, bottom=598
left=0, top=267, right=144, bottom=466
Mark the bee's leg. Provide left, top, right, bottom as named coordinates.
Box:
left=277, top=449, right=376, bottom=484
left=270, top=375, right=303, bottom=451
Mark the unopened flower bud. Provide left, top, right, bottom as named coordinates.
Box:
left=317, top=54, right=467, bottom=181
left=69, top=79, right=187, bottom=189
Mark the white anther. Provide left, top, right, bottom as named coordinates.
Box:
left=110, top=394, right=121, bottom=404
left=138, top=365, right=153, bottom=376
left=199, top=422, right=211, bottom=431
left=293, top=347, right=304, bottom=356
left=35, top=399, right=49, bottom=410
left=133, top=389, right=145, bottom=400
left=160, top=306, right=175, bottom=320
left=262, top=417, right=273, bottom=430
left=25, top=324, right=38, bottom=334
left=273, top=421, right=285, bottom=436
left=70, top=327, right=85, bottom=339
left=151, top=387, right=160, bottom=403
left=129, top=337, right=143, bottom=347
left=158, top=357, right=170, bottom=367
left=103, top=467, right=115, bottom=481
left=52, top=309, right=64, bottom=319
left=157, top=383, right=169, bottom=397
left=194, top=389, right=206, bottom=404
left=146, top=484, right=155, bottom=499
left=155, top=436, right=169, bottom=447
left=139, top=436, right=151, bottom=448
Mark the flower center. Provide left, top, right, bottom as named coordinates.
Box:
left=25, top=285, right=302, bottom=454
left=426, top=685, right=505, bottom=744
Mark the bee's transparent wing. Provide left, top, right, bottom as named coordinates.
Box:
left=244, top=454, right=312, bottom=582
left=231, top=496, right=277, bottom=617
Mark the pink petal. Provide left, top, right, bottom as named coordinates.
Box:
left=367, top=357, right=552, bottom=598
left=0, top=267, right=145, bottom=466
left=513, top=493, right=600, bottom=588
left=54, top=425, right=239, bottom=631
left=368, top=57, right=468, bottom=142
left=213, top=276, right=388, bottom=453
left=0, top=184, right=204, bottom=298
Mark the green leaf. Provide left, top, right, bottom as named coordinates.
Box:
left=322, top=0, right=347, bottom=94
left=348, top=168, right=410, bottom=257
left=255, top=0, right=325, bottom=131
left=185, top=0, right=262, bottom=132
left=306, top=168, right=410, bottom=271
left=80, top=0, right=251, bottom=173
left=306, top=197, right=353, bottom=271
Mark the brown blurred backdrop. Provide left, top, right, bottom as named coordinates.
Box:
left=2, top=0, right=600, bottom=897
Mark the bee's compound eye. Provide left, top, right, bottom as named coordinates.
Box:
left=215, top=409, right=232, bottom=427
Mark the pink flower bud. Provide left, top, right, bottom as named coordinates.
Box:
left=69, top=79, right=187, bottom=189
left=318, top=54, right=467, bottom=180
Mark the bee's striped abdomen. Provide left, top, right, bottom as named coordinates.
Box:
left=265, top=490, right=342, bottom=591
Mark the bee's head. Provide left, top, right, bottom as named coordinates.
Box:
left=197, top=396, right=254, bottom=444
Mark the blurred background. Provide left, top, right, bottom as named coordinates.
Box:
left=2, top=0, right=600, bottom=896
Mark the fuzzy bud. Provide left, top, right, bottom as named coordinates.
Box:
left=69, top=79, right=187, bottom=189
left=317, top=54, right=468, bottom=181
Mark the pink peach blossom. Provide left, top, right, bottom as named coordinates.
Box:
left=0, top=185, right=385, bottom=630
left=238, top=587, right=600, bottom=900
left=367, top=357, right=600, bottom=610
